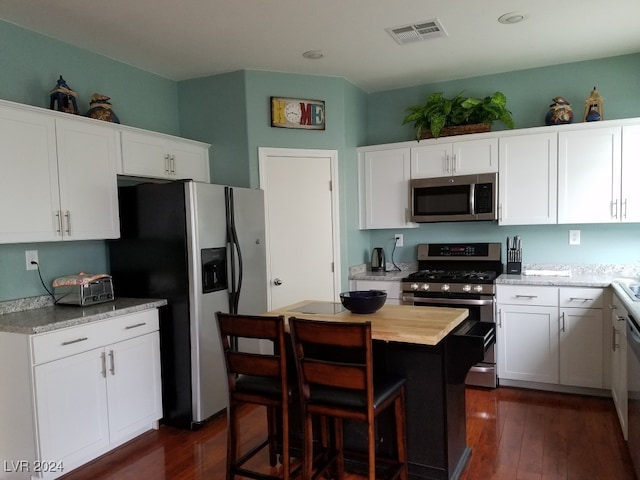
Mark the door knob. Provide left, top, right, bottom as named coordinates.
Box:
left=274, top=278, right=283, bottom=286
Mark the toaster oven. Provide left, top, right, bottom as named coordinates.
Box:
left=53, top=274, right=115, bottom=306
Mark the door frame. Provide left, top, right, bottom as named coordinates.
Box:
left=258, top=147, right=341, bottom=309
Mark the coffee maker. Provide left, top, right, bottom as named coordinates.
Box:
left=371, top=248, right=386, bottom=272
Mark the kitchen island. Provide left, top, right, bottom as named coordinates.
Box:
left=269, top=300, right=487, bottom=480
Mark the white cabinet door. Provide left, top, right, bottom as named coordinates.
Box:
left=56, top=117, right=120, bottom=240
left=611, top=296, right=628, bottom=438
left=498, top=133, right=558, bottom=225
left=558, top=127, right=622, bottom=224
left=0, top=105, right=60, bottom=243
left=106, top=332, right=162, bottom=443
left=622, top=125, right=640, bottom=222
left=411, top=137, right=497, bottom=178
left=497, top=304, right=559, bottom=384
left=34, top=348, right=110, bottom=471
left=353, top=280, right=401, bottom=305
left=559, top=307, right=604, bottom=388
left=358, top=147, right=416, bottom=229
left=121, top=130, right=210, bottom=182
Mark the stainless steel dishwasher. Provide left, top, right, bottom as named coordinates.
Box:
left=627, top=313, right=640, bottom=477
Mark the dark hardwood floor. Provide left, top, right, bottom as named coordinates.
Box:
left=60, top=387, right=636, bottom=479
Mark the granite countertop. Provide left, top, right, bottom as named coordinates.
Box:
left=0, top=297, right=168, bottom=335
left=268, top=300, right=468, bottom=346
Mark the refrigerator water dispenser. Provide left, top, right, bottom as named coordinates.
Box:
left=202, top=247, right=227, bottom=293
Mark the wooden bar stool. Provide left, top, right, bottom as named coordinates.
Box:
left=216, top=312, right=299, bottom=480
left=289, top=317, right=408, bottom=480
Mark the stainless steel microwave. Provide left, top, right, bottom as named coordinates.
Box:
left=409, top=172, right=498, bottom=223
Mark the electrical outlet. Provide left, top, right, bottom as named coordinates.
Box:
left=569, top=230, right=581, bottom=246
left=25, top=250, right=38, bottom=270
left=394, top=234, right=403, bottom=247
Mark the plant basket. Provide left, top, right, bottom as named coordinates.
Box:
left=420, top=122, right=491, bottom=139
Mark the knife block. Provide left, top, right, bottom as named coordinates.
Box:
left=506, top=261, right=522, bottom=274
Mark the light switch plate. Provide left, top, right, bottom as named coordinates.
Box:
left=569, top=230, right=580, bottom=245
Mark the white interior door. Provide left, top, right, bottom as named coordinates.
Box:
left=259, top=148, right=340, bottom=310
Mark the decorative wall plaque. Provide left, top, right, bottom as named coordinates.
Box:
left=270, top=97, right=325, bottom=130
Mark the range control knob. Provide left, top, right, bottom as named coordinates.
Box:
left=462, top=284, right=472, bottom=292
left=473, top=285, right=484, bottom=293
left=441, top=284, right=450, bottom=292
left=411, top=283, right=419, bottom=291
left=421, top=284, right=430, bottom=291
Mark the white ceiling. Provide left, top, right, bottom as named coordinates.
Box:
left=2, top=0, right=640, bottom=93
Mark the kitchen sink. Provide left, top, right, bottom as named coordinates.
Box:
left=614, top=279, right=640, bottom=302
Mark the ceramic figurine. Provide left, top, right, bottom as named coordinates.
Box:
left=49, top=75, right=79, bottom=114
left=86, top=93, right=120, bottom=123
left=545, top=96, right=573, bottom=125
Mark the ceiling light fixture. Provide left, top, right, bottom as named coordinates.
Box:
left=302, top=50, right=325, bottom=60
left=498, top=12, right=529, bottom=24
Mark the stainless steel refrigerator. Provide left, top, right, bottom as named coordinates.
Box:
left=108, top=180, right=267, bottom=429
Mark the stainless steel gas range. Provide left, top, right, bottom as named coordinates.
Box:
left=401, top=242, right=502, bottom=388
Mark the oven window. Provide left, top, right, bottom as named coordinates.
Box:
left=414, top=185, right=471, bottom=216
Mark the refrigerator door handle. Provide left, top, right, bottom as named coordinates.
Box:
left=225, top=187, right=244, bottom=316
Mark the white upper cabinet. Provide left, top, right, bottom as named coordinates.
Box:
left=498, top=132, right=558, bottom=225
left=0, top=102, right=120, bottom=243
left=558, top=126, right=622, bottom=224
left=411, top=137, right=498, bottom=178
left=622, top=125, right=640, bottom=222
left=120, top=130, right=210, bottom=182
left=55, top=117, right=120, bottom=240
left=358, top=147, right=417, bottom=229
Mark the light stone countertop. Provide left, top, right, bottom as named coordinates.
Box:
left=0, top=297, right=167, bottom=334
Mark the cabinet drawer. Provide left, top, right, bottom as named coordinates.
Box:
left=559, top=288, right=603, bottom=309
left=496, top=285, right=558, bottom=306
left=32, top=310, right=159, bottom=365
left=354, top=280, right=401, bottom=299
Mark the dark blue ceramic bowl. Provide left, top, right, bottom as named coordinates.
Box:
left=339, top=290, right=387, bottom=314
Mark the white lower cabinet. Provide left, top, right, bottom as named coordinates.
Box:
left=611, top=293, right=628, bottom=439
left=0, top=309, right=162, bottom=480
left=497, top=285, right=606, bottom=390
left=350, top=279, right=401, bottom=305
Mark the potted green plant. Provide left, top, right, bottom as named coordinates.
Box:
left=402, top=91, right=515, bottom=140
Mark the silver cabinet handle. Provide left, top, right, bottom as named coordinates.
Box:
left=613, top=325, right=619, bottom=351
left=64, top=210, right=71, bottom=235
left=125, top=322, right=147, bottom=330
left=623, top=198, right=628, bottom=219
left=61, top=337, right=88, bottom=346
left=444, top=153, right=450, bottom=174
left=109, top=350, right=115, bottom=375
left=612, top=199, right=618, bottom=219
left=515, top=294, right=538, bottom=299
left=164, top=154, right=171, bottom=174
left=560, top=312, right=566, bottom=333
left=101, top=351, right=107, bottom=378
left=452, top=153, right=457, bottom=174
left=170, top=154, right=176, bottom=174
left=498, top=309, right=502, bottom=328
left=568, top=297, right=593, bottom=302
left=55, top=210, right=62, bottom=235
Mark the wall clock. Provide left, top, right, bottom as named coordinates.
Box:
left=271, top=97, right=325, bottom=130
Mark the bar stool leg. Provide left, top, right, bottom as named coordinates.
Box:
left=303, top=412, right=314, bottom=480
left=395, top=390, right=408, bottom=480
left=226, top=402, right=238, bottom=480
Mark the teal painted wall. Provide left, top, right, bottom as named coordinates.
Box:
left=368, top=53, right=640, bottom=145
left=0, top=20, right=181, bottom=302
left=366, top=53, right=640, bottom=267
left=178, top=71, right=249, bottom=186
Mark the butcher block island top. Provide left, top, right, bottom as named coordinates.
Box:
left=268, top=300, right=469, bottom=346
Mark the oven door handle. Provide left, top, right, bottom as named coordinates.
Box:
left=403, top=296, right=494, bottom=306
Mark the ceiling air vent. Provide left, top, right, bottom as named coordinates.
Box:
left=386, top=19, right=447, bottom=45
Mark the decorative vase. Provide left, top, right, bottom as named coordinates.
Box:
left=86, top=93, right=120, bottom=123
left=545, top=97, right=573, bottom=125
